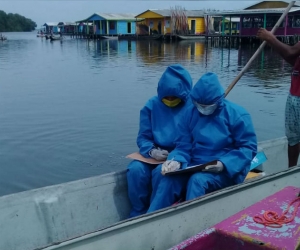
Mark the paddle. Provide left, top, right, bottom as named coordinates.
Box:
left=224, top=1, right=296, bottom=97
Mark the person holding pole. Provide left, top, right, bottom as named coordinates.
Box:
left=127, top=64, right=193, bottom=217
left=257, top=28, right=300, bottom=167
left=147, top=72, right=257, bottom=213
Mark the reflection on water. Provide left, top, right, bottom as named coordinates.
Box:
left=135, top=40, right=207, bottom=64
left=0, top=32, right=291, bottom=196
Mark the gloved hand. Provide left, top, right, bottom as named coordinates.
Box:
left=203, top=161, right=224, bottom=173
left=161, top=160, right=181, bottom=174
left=149, top=148, right=169, bottom=161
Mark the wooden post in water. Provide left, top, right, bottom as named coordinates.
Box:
left=222, top=15, right=225, bottom=47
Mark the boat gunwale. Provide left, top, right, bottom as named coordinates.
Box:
left=43, top=163, right=300, bottom=249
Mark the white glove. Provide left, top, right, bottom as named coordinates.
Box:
left=149, top=148, right=169, bottom=161
left=162, top=160, right=181, bottom=174
left=203, top=161, right=224, bottom=173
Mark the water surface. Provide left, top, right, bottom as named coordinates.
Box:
left=0, top=32, right=291, bottom=196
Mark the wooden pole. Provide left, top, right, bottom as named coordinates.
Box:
left=224, top=1, right=295, bottom=97
left=222, top=16, right=225, bottom=36
left=284, top=14, right=288, bottom=36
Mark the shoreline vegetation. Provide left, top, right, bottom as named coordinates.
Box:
left=0, top=10, right=36, bottom=32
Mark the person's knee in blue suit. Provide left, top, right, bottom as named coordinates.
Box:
left=148, top=168, right=189, bottom=213
left=149, top=164, right=164, bottom=202
left=186, top=172, right=235, bottom=200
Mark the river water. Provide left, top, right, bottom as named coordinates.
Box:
left=0, top=32, right=291, bottom=196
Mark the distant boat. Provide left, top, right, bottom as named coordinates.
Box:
left=0, top=36, right=7, bottom=41
left=177, top=34, right=206, bottom=40
left=137, top=34, right=163, bottom=40
left=37, top=34, right=45, bottom=38
left=101, top=35, right=118, bottom=40
left=118, top=34, right=163, bottom=40
left=50, top=35, right=63, bottom=41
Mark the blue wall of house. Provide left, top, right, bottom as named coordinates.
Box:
left=95, top=20, right=136, bottom=35
left=52, top=26, right=59, bottom=33
left=85, top=14, right=137, bottom=35
left=109, top=21, right=117, bottom=34
left=117, top=21, right=135, bottom=34
left=44, top=25, right=59, bottom=33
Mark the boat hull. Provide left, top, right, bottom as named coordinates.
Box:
left=177, top=35, right=206, bottom=40
left=50, top=36, right=62, bottom=41
left=45, top=167, right=300, bottom=250
left=100, top=36, right=118, bottom=40
left=0, top=137, right=297, bottom=250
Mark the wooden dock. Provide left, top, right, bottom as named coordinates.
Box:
left=65, top=32, right=300, bottom=46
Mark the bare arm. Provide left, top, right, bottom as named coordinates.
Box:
left=257, top=28, right=300, bottom=65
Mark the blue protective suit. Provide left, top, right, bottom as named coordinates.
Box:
left=148, top=72, right=257, bottom=213
left=127, top=64, right=193, bottom=217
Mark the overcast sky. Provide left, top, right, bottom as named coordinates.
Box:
left=1, top=1, right=258, bottom=27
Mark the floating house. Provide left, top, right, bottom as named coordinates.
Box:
left=208, top=1, right=300, bottom=37
left=244, top=1, right=300, bottom=10
left=75, top=13, right=142, bottom=36
left=57, top=22, right=77, bottom=34
left=219, top=17, right=240, bottom=35
left=135, top=9, right=205, bottom=35
left=213, top=7, right=300, bottom=36
left=42, top=22, right=59, bottom=33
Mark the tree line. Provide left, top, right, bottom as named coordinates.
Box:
left=0, top=10, right=37, bottom=32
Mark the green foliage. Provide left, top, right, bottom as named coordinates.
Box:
left=0, top=10, right=36, bottom=32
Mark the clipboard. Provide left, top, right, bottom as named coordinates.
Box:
left=164, top=160, right=218, bottom=176
left=126, top=152, right=165, bottom=165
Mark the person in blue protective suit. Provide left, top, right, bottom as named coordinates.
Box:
left=127, top=64, right=193, bottom=218
left=147, top=72, right=257, bottom=213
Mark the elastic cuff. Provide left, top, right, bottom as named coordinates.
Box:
left=148, top=149, right=154, bottom=157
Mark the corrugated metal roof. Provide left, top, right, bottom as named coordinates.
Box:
left=207, top=7, right=300, bottom=16
left=76, top=13, right=143, bottom=22
left=147, top=9, right=171, bottom=16
left=58, top=22, right=76, bottom=26
left=94, top=13, right=138, bottom=20
left=186, top=10, right=205, bottom=17
left=142, top=9, right=205, bottom=17
left=43, top=22, right=59, bottom=26
left=243, top=1, right=300, bottom=10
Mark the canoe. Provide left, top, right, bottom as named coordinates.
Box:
left=177, top=35, right=206, bottom=40
left=118, top=34, right=163, bottom=40
left=50, top=35, right=63, bottom=41
left=137, top=34, right=163, bottom=40
left=1, top=137, right=299, bottom=250
left=37, top=34, right=46, bottom=38
left=101, top=35, right=118, bottom=40
left=0, top=37, right=7, bottom=41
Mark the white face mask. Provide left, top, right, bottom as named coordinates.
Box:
left=193, top=101, right=218, bottom=115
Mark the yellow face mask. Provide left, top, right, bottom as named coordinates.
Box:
left=162, top=98, right=182, bottom=107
